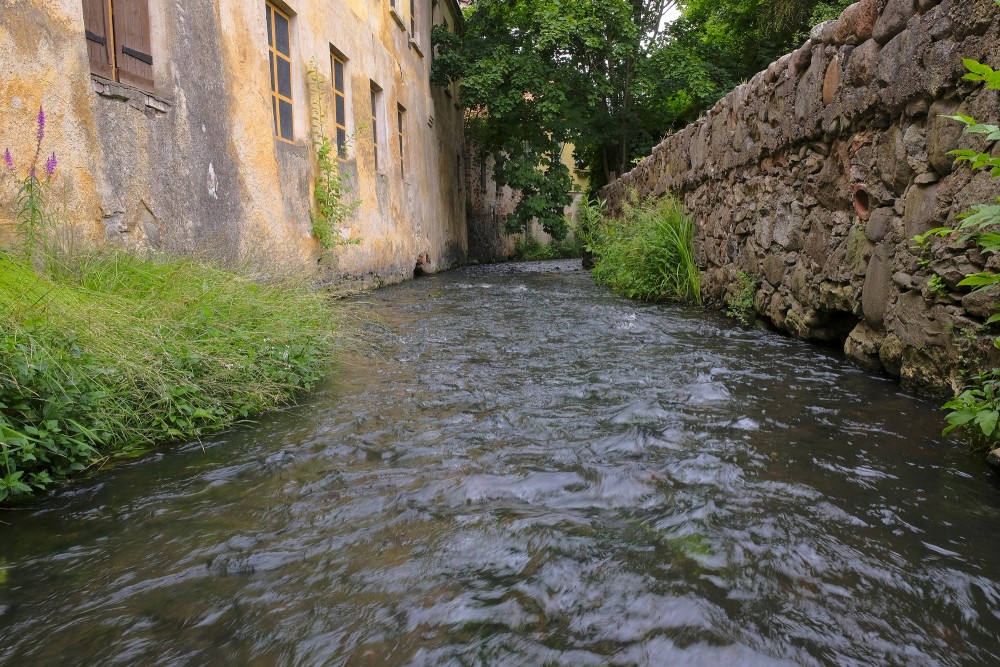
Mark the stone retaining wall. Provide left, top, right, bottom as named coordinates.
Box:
left=602, top=0, right=1000, bottom=395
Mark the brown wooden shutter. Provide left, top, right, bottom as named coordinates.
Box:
left=82, top=0, right=114, bottom=79
left=111, top=0, right=153, bottom=90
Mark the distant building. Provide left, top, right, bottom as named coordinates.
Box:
left=0, top=0, right=466, bottom=284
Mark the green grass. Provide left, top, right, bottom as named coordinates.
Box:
left=587, top=195, right=701, bottom=305
left=0, top=250, right=343, bottom=501
left=514, top=234, right=583, bottom=261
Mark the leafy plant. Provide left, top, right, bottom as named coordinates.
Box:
left=306, top=61, right=361, bottom=250
left=927, top=273, right=949, bottom=298
left=943, top=371, right=1000, bottom=453
left=726, top=271, right=757, bottom=326
left=588, top=194, right=701, bottom=305
left=3, top=107, right=58, bottom=262
left=920, top=56, right=1000, bottom=449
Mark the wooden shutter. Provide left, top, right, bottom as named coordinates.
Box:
left=82, top=0, right=114, bottom=79
left=111, top=0, right=153, bottom=90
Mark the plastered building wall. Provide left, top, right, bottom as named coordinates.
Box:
left=602, top=0, right=1000, bottom=395
left=0, top=0, right=466, bottom=283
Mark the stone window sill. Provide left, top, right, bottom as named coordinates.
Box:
left=389, top=8, right=406, bottom=30
left=410, top=38, right=424, bottom=57
left=91, top=75, right=171, bottom=115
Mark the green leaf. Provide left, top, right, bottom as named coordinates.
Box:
left=957, top=273, right=1000, bottom=289
left=944, top=114, right=976, bottom=127
left=976, top=409, right=1000, bottom=437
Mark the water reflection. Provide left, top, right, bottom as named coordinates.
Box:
left=2, top=260, right=999, bottom=666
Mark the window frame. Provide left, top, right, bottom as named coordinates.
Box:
left=397, top=103, right=406, bottom=180
left=331, top=50, right=349, bottom=159
left=266, top=1, right=295, bottom=143
left=370, top=82, right=384, bottom=172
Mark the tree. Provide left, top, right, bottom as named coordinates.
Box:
left=433, top=0, right=853, bottom=230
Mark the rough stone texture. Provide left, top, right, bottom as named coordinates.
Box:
left=0, top=0, right=468, bottom=285
left=602, top=0, right=1000, bottom=395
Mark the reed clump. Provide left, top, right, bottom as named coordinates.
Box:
left=586, top=195, right=701, bottom=305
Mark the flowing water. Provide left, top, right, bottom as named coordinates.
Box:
left=2, top=260, right=1000, bottom=666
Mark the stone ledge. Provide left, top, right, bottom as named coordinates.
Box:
left=90, top=76, right=171, bottom=116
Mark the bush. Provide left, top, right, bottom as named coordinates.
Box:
left=0, top=250, right=342, bottom=501
left=514, top=234, right=583, bottom=261
left=726, top=271, right=757, bottom=326
left=587, top=195, right=701, bottom=305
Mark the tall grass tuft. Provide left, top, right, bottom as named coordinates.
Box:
left=0, top=250, right=344, bottom=501
left=587, top=196, right=701, bottom=305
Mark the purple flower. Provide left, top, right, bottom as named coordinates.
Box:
left=3, top=148, right=13, bottom=173
left=45, top=152, right=57, bottom=177
left=37, top=106, right=45, bottom=142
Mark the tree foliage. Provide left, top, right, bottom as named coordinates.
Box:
left=433, top=0, right=853, bottom=230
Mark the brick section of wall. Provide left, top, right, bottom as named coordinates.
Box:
left=601, top=0, right=1000, bottom=395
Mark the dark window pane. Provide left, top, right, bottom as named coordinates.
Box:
left=374, top=145, right=378, bottom=166
left=335, top=95, right=345, bottom=126
left=269, top=52, right=275, bottom=92
left=397, top=111, right=403, bottom=132
left=274, top=12, right=290, bottom=56
left=337, top=129, right=347, bottom=156
left=370, top=91, right=376, bottom=116
left=279, top=99, right=293, bottom=139
left=334, top=60, right=344, bottom=93
left=272, top=96, right=278, bottom=135
left=266, top=6, right=273, bottom=47
left=277, top=58, right=291, bottom=98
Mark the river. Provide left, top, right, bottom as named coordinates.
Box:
left=2, top=260, right=999, bottom=666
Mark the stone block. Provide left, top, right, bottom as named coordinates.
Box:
left=823, top=58, right=841, bottom=105
left=763, top=253, right=786, bottom=286
left=834, top=3, right=863, bottom=45
left=862, top=242, right=892, bottom=327
left=873, top=0, right=917, bottom=44
left=926, top=99, right=965, bottom=175
left=846, top=321, right=886, bottom=369
left=902, top=183, right=943, bottom=238
left=961, top=285, right=1000, bottom=320
left=865, top=207, right=897, bottom=242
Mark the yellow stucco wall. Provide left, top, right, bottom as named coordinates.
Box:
left=0, top=0, right=466, bottom=282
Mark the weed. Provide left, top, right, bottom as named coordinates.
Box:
left=927, top=273, right=949, bottom=298
left=307, top=61, right=361, bottom=250
left=588, top=195, right=701, bottom=305
left=726, top=271, right=757, bottom=326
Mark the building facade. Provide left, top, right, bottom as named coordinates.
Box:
left=0, top=0, right=466, bottom=283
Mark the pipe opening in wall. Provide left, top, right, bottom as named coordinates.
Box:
left=854, top=189, right=871, bottom=219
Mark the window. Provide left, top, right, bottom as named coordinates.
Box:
left=409, top=0, right=416, bottom=37
left=82, top=0, right=154, bottom=90
left=266, top=2, right=293, bottom=142
left=397, top=104, right=406, bottom=180
left=331, top=51, right=348, bottom=158
left=370, top=82, right=383, bottom=170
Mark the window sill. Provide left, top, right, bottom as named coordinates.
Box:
left=91, top=75, right=170, bottom=115
left=410, top=39, right=424, bottom=58
left=389, top=8, right=406, bottom=30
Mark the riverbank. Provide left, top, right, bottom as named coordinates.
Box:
left=0, top=250, right=342, bottom=502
